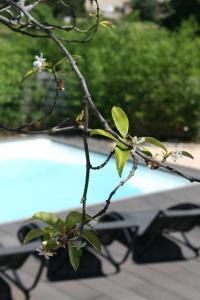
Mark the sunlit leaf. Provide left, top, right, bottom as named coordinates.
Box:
left=65, top=211, right=92, bottom=230
left=181, top=151, right=194, bottom=159
left=100, top=20, right=115, bottom=29
left=21, top=69, right=37, bottom=83
left=111, top=106, right=129, bottom=138
left=23, top=228, right=49, bottom=244
left=144, top=137, right=167, bottom=153
left=72, top=55, right=82, bottom=61
left=82, top=230, right=101, bottom=253
left=68, top=243, right=81, bottom=271
left=28, top=212, right=64, bottom=233
left=115, top=146, right=130, bottom=177
left=75, top=110, right=84, bottom=126
left=117, top=141, right=130, bottom=150
left=90, top=129, right=118, bottom=142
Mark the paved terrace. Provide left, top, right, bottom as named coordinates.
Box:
left=0, top=137, right=200, bottom=300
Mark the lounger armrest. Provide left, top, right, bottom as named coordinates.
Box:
left=94, top=220, right=138, bottom=231
left=163, top=209, right=200, bottom=218
left=0, top=241, right=40, bottom=256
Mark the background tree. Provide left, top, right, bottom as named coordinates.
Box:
left=131, top=0, right=159, bottom=21
left=163, top=0, right=200, bottom=29
left=46, top=0, right=86, bottom=18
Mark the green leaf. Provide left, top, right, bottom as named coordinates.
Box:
left=65, top=211, right=92, bottom=230
left=54, top=55, right=81, bottom=68
left=181, top=151, right=194, bottom=159
left=72, top=55, right=82, bottom=62
left=68, top=243, right=81, bottom=271
left=100, top=20, right=115, bottom=29
left=111, top=106, right=129, bottom=138
left=117, top=141, right=130, bottom=151
left=82, top=230, right=101, bottom=253
left=21, top=69, right=37, bottom=83
left=144, top=137, right=167, bottom=154
left=138, top=146, right=153, bottom=157
left=141, top=150, right=153, bottom=157
left=23, top=228, right=49, bottom=244
left=115, top=146, right=130, bottom=177
left=90, top=129, right=118, bottom=142
left=42, top=239, right=60, bottom=250
left=54, top=57, right=67, bottom=67
left=29, top=212, right=64, bottom=233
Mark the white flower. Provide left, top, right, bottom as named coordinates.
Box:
left=171, top=145, right=182, bottom=162
left=69, top=237, right=86, bottom=249
left=33, top=53, right=46, bottom=71
left=183, top=126, right=189, bottom=132
left=36, top=246, right=54, bottom=260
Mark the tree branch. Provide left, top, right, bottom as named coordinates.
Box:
left=92, top=159, right=138, bottom=220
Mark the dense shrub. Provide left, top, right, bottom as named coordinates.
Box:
left=72, top=21, right=200, bottom=140
left=0, top=20, right=200, bottom=140
left=0, top=26, right=64, bottom=128
left=0, top=30, right=31, bottom=126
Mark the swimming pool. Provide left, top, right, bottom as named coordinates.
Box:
left=0, top=138, right=189, bottom=224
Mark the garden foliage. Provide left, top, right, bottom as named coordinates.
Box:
left=75, top=21, right=200, bottom=140
left=1, top=20, right=200, bottom=140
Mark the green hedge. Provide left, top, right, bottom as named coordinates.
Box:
left=0, top=26, right=61, bottom=128
left=0, top=31, right=30, bottom=126
left=0, top=21, right=200, bottom=140
left=72, top=21, right=200, bottom=140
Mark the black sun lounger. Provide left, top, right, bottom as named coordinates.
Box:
left=98, top=203, right=200, bottom=264
left=0, top=240, right=44, bottom=300
left=17, top=221, right=137, bottom=284
left=9, top=203, right=200, bottom=296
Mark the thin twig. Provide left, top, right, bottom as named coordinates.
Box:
left=80, top=98, right=91, bottom=232
left=91, top=150, right=115, bottom=170
left=136, top=150, right=200, bottom=183
left=92, top=160, right=138, bottom=220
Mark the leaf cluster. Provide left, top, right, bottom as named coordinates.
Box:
left=24, top=211, right=101, bottom=271
left=91, top=106, right=194, bottom=176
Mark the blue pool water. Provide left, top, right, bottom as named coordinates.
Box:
left=0, top=138, right=188, bottom=224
